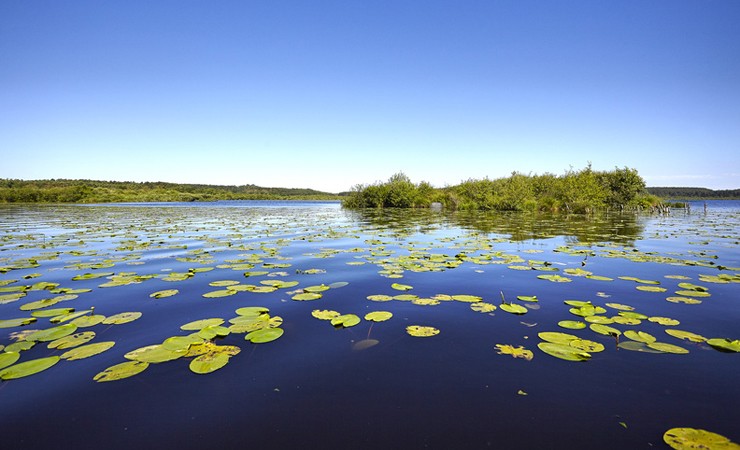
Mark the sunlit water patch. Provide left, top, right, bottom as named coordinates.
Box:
left=0, top=201, right=738, bottom=449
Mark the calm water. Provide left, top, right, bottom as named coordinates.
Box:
left=0, top=201, right=738, bottom=449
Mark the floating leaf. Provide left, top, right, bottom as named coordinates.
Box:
left=0, top=356, right=60, bottom=380
left=585, top=315, right=614, bottom=324
left=393, top=294, right=419, bottom=301
left=366, top=294, right=393, bottom=302
left=26, top=324, right=78, bottom=342
left=495, top=344, right=533, bottom=361
left=470, top=302, right=497, bottom=313
left=31, top=308, right=74, bottom=318
left=312, top=309, right=341, bottom=320
left=0, top=352, right=21, bottom=370
left=209, top=280, right=241, bottom=287
left=590, top=323, right=621, bottom=337
left=102, top=312, right=142, bottom=325
left=70, top=314, right=106, bottom=328
left=605, top=303, right=634, bottom=311
left=537, top=274, right=571, bottom=282
left=665, top=329, right=707, bottom=343
left=364, top=311, right=393, bottom=322
left=612, top=316, right=642, bottom=325
left=150, top=289, right=179, bottom=299
left=180, top=318, right=224, bottom=331
left=706, top=338, right=740, bottom=353
left=48, top=331, right=96, bottom=349
left=648, top=342, right=689, bottom=354
left=663, top=427, right=740, bottom=450
left=125, top=345, right=187, bottom=363
left=331, top=314, right=361, bottom=328
left=636, top=285, right=667, bottom=292
left=500, top=303, right=528, bottom=314
left=189, top=352, right=230, bottom=374
left=618, top=341, right=663, bottom=353
left=538, top=332, right=579, bottom=344
left=675, top=290, right=711, bottom=297
left=292, top=292, right=322, bottom=301
left=646, top=316, right=679, bottom=327
left=452, top=294, right=482, bottom=303
left=516, top=295, right=538, bottom=302
left=245, top=327, right=284, bottom=343
left=666, top=296, right=702, bottom=305
left=558, top=320, right=586, bottom=330
left=93, top=361, right=149, bottom=382
left=624, top=330, right=656, bottom=344
left=202, top=289, right=237, bottom=298
left=618, top=311, right=648, bottom=320
left=585, top=275, right=613, bottom=281
left=391, top=283, right=413, bottom=291
left=537, top=342, right=590, bottom=361
left=406, top=325, right=440, bottom=337
left=570, top=339, right=605, bottom=352
left=61, top=341, right=115, bottom=360
left=5, top=341, right=36, bottom=352
left=304, top=284, right=331, bottom=293
left=0, top=317, right=37, bottom=328
left=235, top=306, right=270, bottom=317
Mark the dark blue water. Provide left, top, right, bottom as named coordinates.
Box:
left=0, top=201, right=738, bottom=449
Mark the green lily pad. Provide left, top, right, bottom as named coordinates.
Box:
left=150, top=289, right=179, bottom=299
left=48, top=331, right=96, bottom=349
left=663, top=427, right=739, bottom=450
left=666, top=296, right=703, bottom=305
left=584, top=315, right=614, bottom=324
left=624, top=330, right=657, bottom=344
left=367, top=294, right=393, bottom=302
left=245, top=327, right=284, bottom=343
left=0, top=317, right=37, bottom=328
left=636, top=285, right=667, bottom=292
left=500, top=303, right=528, bottom=314
left=198, top=325, right=231, bottom=340
left=312, top=309, right=341, bottom=320
left=590, top=323, right=621, bottom=337
left=617, top=341, right=663, bottom=353
left=292, top=292, right=323, bottom=301
left=125, top=344, right=187, bottom=363
left=0, top=356, right=60, bottom=380
left=537, top=274, right=572, bottom=282
left=31, top=308, right=75, bottom=318
left=102, top=312, right=142, bottom=325
left=569, top=339, right=605, bottom=352
left=391, top=283, right=413, bottom=291
left=648, top=316, right=680, bottom=326
left=189, top=352, right=231, bottom=374
left=452, top=294, right=482, bottom=303
left=93, top=361, right=149, bottom=382
left=470, top=302, right=497, bottom=313
left=675, top=290, right=711, bottom=297
left=0, top=352, right=21, bottom=370
left=5, top=341, right=36, bottom=352
left=26, top=324, right=78, bottom=342
left=516, top=295, right=538, bottom=302
left=235, top=306, right=270, bottom=316
left=304, top=284, right=331, bottom=293
left=706, top=338, right=740, bottom=353
left=331, top=314, right=361, bottom=328
left=558, top=320, right=586, bottom=330
left=585, top=275, right=613, bottom=281
left=70, top=314, right=106, bottom=328
left=202, top=289, right=237, bottom=298
left=647, top=342, right=689, bottom=354
left=611, top=316, right=642, bottom=325
left=61, top=341, right=115, bottom=360
left=665, top=329, right=707, bottom=343
left=364, top=311, right=393, bottom=322
left=393, top=294, right=419, bottom=301
left=538, top=332, right=579, bottom=344
left=406, top=325, right=440, bottom=337
left=537, top=342, right=591, bottom=361
left=605, top=303, right=634, bottom=311
left=180, top=318, right=224, bottom=331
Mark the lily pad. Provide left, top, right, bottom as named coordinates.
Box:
left=245, top=327, right=284, bottom=343
left=539, top=332, right=579, bottom=344
left=0, top=356, right=60, bottom=380
left=202, top=289, right=237, bottom=298
left=364, top=311, right=393, bottom=322
left=180, top=318, right=224, bottom=331
left=26, top=324, right=78, bottom=342
left=61, top=341, right=115, bottom=360
left=366, top=294, right=393, bottom=302
left=331, top=314, right=361, bottom=328
left=93, top=361, right=149, bottom=382
left=312, top=310, right=341, bottom=320
left=636, top=285, right=667, bottom=292
left=292, top=292, right=323, bottom=301
left=590, top=323, right=621, bottom=337
left=647, top=342, right=689, bottom=354
left=125, top=345, right=187, bottom=363
left=569, top=339, right=605, bottom=353
left=537, top=342, right=590, bottom=361
left=48, top=331, right=96, bottom=349
left=706, top=338, right=740, bottom=353
left=189, top=352, right=231, bottom=374
left=0, top=352, right=21, bottom=370
left=665, top=329, right=707, bottom=343
left=70, top=314, right=106, bottom=328
left=470, top=302, right=497, bottom=313
left=235, top=306, right=270, bottom=316
left=500, top=303, right=528, bottom=314
left=391, top=283, right=413, bottom=291
left=102, top=312, right=142, bottom=325
left=558, top=320, right=586, bottom=330
left=150, top=289, right=179, bottom=299
left=0, top=317, right=37, bottom=328
left=624, top=330, right=656, bottom=344
left=406, top=325, right=440, bottom=337
left=663, top=427, right=739, bottom=450
left=452, top=294, right=482, bottom=303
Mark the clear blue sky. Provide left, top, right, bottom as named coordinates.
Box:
left=2, top=1, right=738, bottom=193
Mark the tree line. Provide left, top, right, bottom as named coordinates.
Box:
left=645, top=187, right=740, bottom=200
left=342, top=166, right=664, bottom=213
left=0, top=179, right=341, bottom=203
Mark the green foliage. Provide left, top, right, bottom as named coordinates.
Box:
left=0, top=179, right=340, bottom=203
left=343, top=166, right=663, bottom=212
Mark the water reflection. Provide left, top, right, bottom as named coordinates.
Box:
left=345, top=208, right=648, bottom=244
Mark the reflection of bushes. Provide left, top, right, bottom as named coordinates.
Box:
left=343, top=166, right=662, bottom=212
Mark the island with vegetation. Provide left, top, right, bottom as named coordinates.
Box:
left=343, top=166, right=663, bottom=213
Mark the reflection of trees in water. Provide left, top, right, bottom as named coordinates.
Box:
left=345, top=208, right=648, bottom=245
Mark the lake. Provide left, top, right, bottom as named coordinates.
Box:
left=0, top=201, right=738, bottom=449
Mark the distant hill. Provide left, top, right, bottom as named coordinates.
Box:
left=646, top=187, right=740, bottom=200
left=0, top=179, right=341, bottom=203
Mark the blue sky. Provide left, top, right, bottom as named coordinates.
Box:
left=2, top=1, right=738, bottom=193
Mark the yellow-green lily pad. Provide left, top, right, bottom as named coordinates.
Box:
left=0, top=352, right=21, bottom=370
left=470, top=302, right=497, bottom=313
left=48, top=331, right=96, bottom=349
left=624, top=330, right=656, bottom=344
left=364, top=311, right=393, bottom=322
left=312, top=309, right=341, bottom=320
left=245, top=327, right=284, bottom=343
left=292, top=292, right=323, bottom=301
left=665, top=329, right=707, bottom=343
left=558, top=320, right=586, bottom=330
left=663, top=427, right=739, bottom=450
left=102, top=312, right=142, bottom=325
left=452, top=294, right=482, bottom=302
left=648, top=342, right=689, bottom=354
left=0, top=356, right=60, bottom=380
left=61, top=341, right=115, bottom=360
left=180, top=318, right=224, bottom=331
left=189, top=352, right=230, bottom=374
left=706, top=338, right=740, bottom=353
left=537, top=342, right=590, bottom=361
left=93, top=361, right=149, bottom=382
left=367, top=294, right=393, bottom=302
left=500, top=303, right=528, bottom=314
left=406, top=325, right=440, bottom=337
left=331, top=314, right=361, bottom=328
left=26, top=324, right=78, bottom=342
left=590, top=323, right=621, bottom=337
left=494, top=344, right=533, bottom=361
left=150, top=289, right=179, bottom=299
left=391, top=283, right=413, bottom=291
left=125, top=344, right=187, bottom=363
